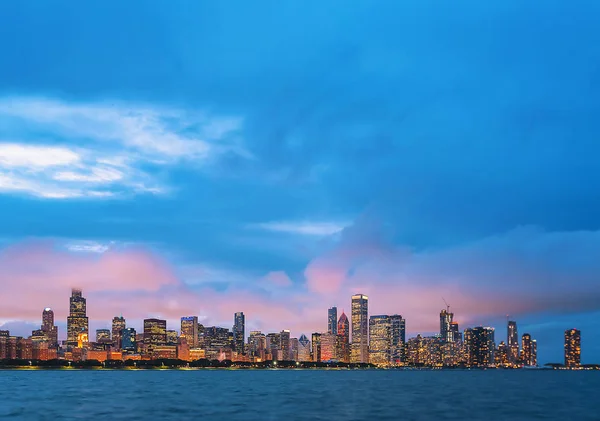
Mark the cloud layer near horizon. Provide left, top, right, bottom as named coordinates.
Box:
left=3, top=221, right=600, bottom=344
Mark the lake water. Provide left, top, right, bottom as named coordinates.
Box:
left=0, top=369, right=598, bottom=420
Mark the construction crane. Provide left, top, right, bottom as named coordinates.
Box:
left=442, top=297, right=450, bottom=313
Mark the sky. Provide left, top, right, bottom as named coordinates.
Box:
left=0, top=0, right=599, bottom=364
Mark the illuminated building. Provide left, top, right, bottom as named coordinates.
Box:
left=67, top=289, right=89, bottom=348
left=121, top=328, right=137, bottom=352
left=181, top=316, right=199, bottom=348
left=290, top=337, right=299, bottom=361
left=248, top=331, right=267, bottom=360
left=266, top=332, right=281, bottom=358
left=507, top=320, right=519, bottom=364
left=112, top=316, right=126, bottom=350
left=42, top=308, right=58, bottom=348
left=32, top=341, right=49, bottom=361
left=369, top=315, right=390, bottom=365
left=351, top=294, right=369, bottom=363
left=389, top=315, right=406, bottom=365
left=328, top=307, right=338, bottom=335
left=0, top=330, right=8, bottom=359
left=77, top=332, right=89, bottom=349
left=311, top=333, right=322, bottom=362
left=204, top=326, right=231, bottom=360
left=337, top=311, right=350, bottom=363
left=86, top=350, right=108, bottom=362
left=189, top=348, right=206, bottom=360
left=233, top=312, right=245, bottom=354
left=280, top=330, right=291, bottom=360
left=177, top=336, right=190, bottom=361
left=320, top=332, right=337, bottom=361
left=143, top=319, right=167, bottom=355
left=465, top=327, right=495, bottom=367
left=298, top=334, right=311, bottom=362
left=496, top=341, right=509, bottom=367
left=522, top=333, right=533, bottom=366
left=450, top=322, right=460, bottom=343
left=440, top=308, right=454, bottom=342
left=17, top=338, right=33, bottom=359
left=167, top=330, right=178, bottom=346
left=531, top=340, right=537, bottom=366
left=564, top=328, right=581, bottom=368
left=96, top=329, right=112, bottom=344
left=154, top=346, right=177, bottom=359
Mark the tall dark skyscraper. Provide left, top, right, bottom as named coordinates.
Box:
left=41, top=307, right=58, bottom=348
left=507, top=320, right=519, bottom=363
left=337, top=311, right=350, bottom=363
left=564, top=328, right=581, bottom=368
left=465, top=327, right=495, bottom=367
left=121, top=328, right=137, bottom=352
left=67, top=289, right=89, bottom=347
left=112, top=316, right=126, bottom=350
left=233, top=312, right=245, bottom=354
left=351, top=294, right=369, bottom=363
left=440, top=308, right=453, bottom=342
left=389, top=314, right=406, bottom=364
left=328, top=307, right=338, bottom=335
left=280, top=329, right=290, bottom=360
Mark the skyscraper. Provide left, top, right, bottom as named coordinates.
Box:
left=450, top=322, right=460, bottom=342
left=440, top=309, right=453, bottom=342
left=298, top=334, right=311, bottom=362
left=507, top=320, right=519, bottom=364
left=320, top=333, right=337, bottom=361
left=328, top=307, right=338, bottom=335
left=41, top=308, right=58, bottom=349
left=290, top=337, right=299, bottom=361
left=112, top=316, right=126, bottom=350
left=121, top=328, right=137, bottom=352
left=465, top=327, right=495, bottom=367
left=351, top=294, right=369, bottom=363
left=143, top=318, right=167, bottom=353
left=181, top=316, right=199, bottom=348
left=369, top=315, right=391, bottom=365
left=389, top=314, right=406, bottom=364
left=564, top=328, right=581, bottom=368
left=311, top=333, right=322, bottom=362
left=337, top=311, right=350, bottom=363
left=522, top=333, right=532, bottom=366
left=280, top=330, right=291, bottom=360
left=233, top=312, right=245, bottom=354
left=67, top=289, right=89, bottom=348
left=531, top=340, right=538, bottom=366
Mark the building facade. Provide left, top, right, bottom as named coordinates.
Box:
left=233, top=312, right=245, bottom=354
left=67, top=289, right=89, bottom=348
left=351, top=294, right=369, bottom=363
left=337, top=312, right=350, bottom=363
left=328, top=307, right=338, bottom=335
left=181, top=316, right=199, bottom=348
left=564, top=328, right=581, bottom=368
left=112, top=316, right=126, bottom=350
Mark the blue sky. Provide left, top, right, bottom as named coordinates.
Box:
left=0, top=0, right=599, bottom=364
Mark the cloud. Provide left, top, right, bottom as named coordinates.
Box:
left=262, top=271, right=293, bottom=288
left=0, top=96, right=246, bottom=199
left=0, top=143, right=80, bottom=168
left=252, top=220, right=348, bottom=236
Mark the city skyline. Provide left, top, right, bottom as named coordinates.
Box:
left=1, top=0, right=600, bottom=366
left=0, top=287, right=589, bottom=367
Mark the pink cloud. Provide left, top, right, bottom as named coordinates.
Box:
left=262, top=271, right=293, bottom=288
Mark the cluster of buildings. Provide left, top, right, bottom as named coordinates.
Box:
left=0, top=289, right=583, bottom=368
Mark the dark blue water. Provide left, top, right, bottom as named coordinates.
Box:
left=0, top=370, right=598, bottom=420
